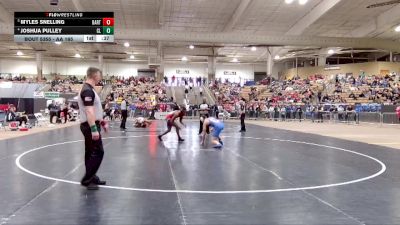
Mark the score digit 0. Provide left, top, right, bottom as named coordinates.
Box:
left=102, top=18, right=114, bottom=26
left=102, top=26, right=114, bottom=34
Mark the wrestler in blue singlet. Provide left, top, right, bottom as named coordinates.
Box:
left=208, top=117, right=224, bottom=138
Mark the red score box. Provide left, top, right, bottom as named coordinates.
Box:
left=102, top=18, right=114, bottom=26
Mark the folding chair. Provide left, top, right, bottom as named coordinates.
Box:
left=0, top=111, right=6, bottom=131
left=34, top=113, right=48, bottom=127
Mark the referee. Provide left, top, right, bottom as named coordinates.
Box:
left=78, top=67, right=108, bottom=190
left=198, top=98, right=209, bottom=135
left=120, top=97, right=127, bottom=130
left=239, top=99, right=246, bottom=132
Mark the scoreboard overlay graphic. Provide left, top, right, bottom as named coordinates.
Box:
left=14, top=12, right=114, bottom=43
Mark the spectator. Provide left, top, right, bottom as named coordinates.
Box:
left=104, top=100, right=112, bottom=120
left=6, top=106, right=28, bottom=127
left=280, top=106, right=286, bottom=121
left=239, top=99, right=246, bottom=132
left=296, top=106, right=303, bottom=122
left=262, top=104, right=268, bottom=119
left=62, top=102, right=69, bottom=123
left=189, top=82, right=193, bottom=92
left=129, top=103, right=136, bottom=118
left=48, top=100, right=59, bottom=123
left=268, top=105, right=274, bottom=120
left=185, top=84, right=189, bottom=99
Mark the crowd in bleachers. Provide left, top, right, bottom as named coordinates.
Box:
left=330, top=73, right=400, bottom=105
left=107, top=76, right=168, bottom=102
left=210, top=80, right=241, bottom=103
left=277, top=73, right=400, bottom=106
left=47, top=76, right=84, bottom=93
left=103, top=76, right=171, bottom=120
left=0, top=74, right=35, bottom=83
left=164, top=75, right=207, bottom=87
left=207, top=73, right=400, bottom=122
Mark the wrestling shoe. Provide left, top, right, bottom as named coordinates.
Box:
left=213, top=144, right=222, bottom=149
left=93, top=176, right=106, bottom=185
left=86, top=183, right=99, bottom=190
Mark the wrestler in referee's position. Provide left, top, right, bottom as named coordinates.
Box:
left=133, top=116, right=152, bottom=128
left=78, top=67, right=109, bottom=190
left=200, top=117, right=224, bottom=149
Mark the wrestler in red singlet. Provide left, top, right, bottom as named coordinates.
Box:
left=158, top=106, right=186, bottom=142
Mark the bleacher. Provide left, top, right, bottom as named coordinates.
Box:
left=69, top=84, right=83, bottom=93
left=239, top=74, right=394, bottom=106
left=240, top=85, right=268, bottom=101
left=93, top=85, right=103, bottom=94
left=110, top=82, right=166, bottom=105
left=338, top=84, right=374, bottom=104
left=240, top=86, right=251, bottom=100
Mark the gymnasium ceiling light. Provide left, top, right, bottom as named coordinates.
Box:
left=74, top=53, right=81, bottom=58
left=181, top=56, right=188, bottom=61
left=299, top=0, right=308, bottom=5
left=285, top=0, right=308, bottom=4
left=16, top=51, right=23, bottom=56
left=251, top=46, right=257, bottom=51
left=232, top=58, right=239, bottom=63
left=328, top=49, right=335, bottom=54
left=395, top=25, right=400, bottom=32
left=130, top=55, right=135, bottom=59
left=274, top=55, right=280, bottom=60
left=189, top=45, right=195, bottom=49
left=124, top=42, right=130, bottom=47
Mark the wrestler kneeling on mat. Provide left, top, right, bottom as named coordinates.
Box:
left=200, top=117, right=224, bottom=149
left=133, top=116, right=152, bottom=128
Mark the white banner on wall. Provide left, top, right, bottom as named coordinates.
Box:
left=216, top=65, right=254, bottom=85
left=164, top=64, right=207, bottom=78
left=176, top=69, right=190, bottom=74
left=223, top=71, right=237, bottom=75
left=324, top=66, right=341, bottom=71
left=33, top=91, right=44, bottom=98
